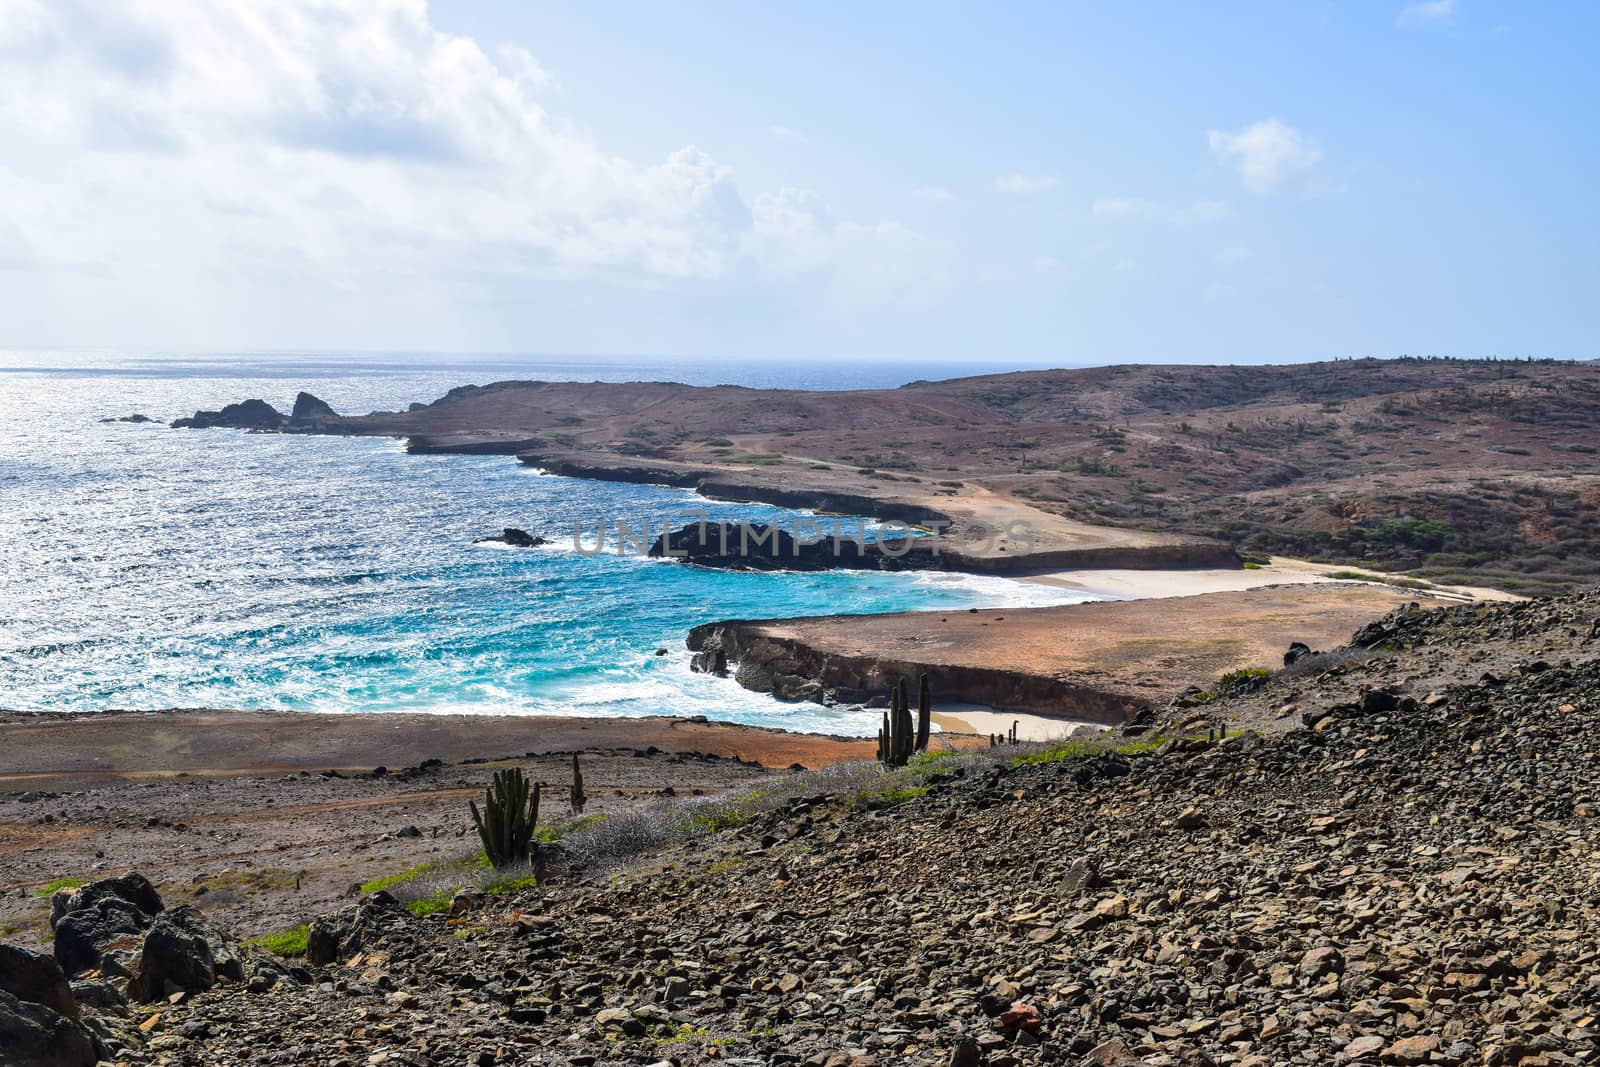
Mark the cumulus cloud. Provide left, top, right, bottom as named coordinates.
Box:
left=1398, top=0, right=1457, bottom=27
left=0, top=0, right=915, bottom=330
left=1207, top=119, right=1322, bottom=194
left=994, top=173, right=1059, bottom=194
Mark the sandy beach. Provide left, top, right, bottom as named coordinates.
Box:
left=1022, top=556, right=1523, bottom=603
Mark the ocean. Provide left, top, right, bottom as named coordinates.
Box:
left=0, top=351, right=1092, bottom=735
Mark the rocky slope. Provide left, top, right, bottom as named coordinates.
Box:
left=7, top=591, right=1599, bottom=1065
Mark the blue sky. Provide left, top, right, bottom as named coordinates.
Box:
left=0, top=1, right=1593, bottom=363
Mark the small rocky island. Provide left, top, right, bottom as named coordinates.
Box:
left=647, top=520, right=945, bottom=572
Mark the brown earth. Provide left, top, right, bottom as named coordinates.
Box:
left=0, top=712, right=890, bottom=950
left=685, top=583, right=1429, bottom=721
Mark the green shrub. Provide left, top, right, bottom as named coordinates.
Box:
left=247, top=924, right=309, bottom=958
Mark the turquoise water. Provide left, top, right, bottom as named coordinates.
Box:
left=0, top=351, right=1089, bottom=735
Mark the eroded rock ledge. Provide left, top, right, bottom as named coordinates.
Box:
left=686, top=584, right=1429, bottom=722
left=688, top=616, right=1138, bottom=721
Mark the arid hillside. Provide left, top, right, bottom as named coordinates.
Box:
left=186, top=358, right=1600, bottom=593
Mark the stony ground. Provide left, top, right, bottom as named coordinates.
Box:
left=0, top=748, right=774, bottom=955
left=12, top=591, right=1582, bottom=1066
left=18, top=588, right=1580, bottom=1062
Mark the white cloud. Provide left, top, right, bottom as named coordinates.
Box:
left=1398, top=0, right=1457, bottom=28
left=1207, top=119, right=1322, bottom=195
left=1091, top=197, right=1157, bottom=219
left=0, top=0, right=916, bottom=323
left=913, top=185, right=955, bottom=203
left=994, top=173, right=1059, bottom=194
left=769, top=124, right=806, bottom=142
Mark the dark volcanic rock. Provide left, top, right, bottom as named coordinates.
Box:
left=649, top=520, right=942, bottom=572
left=67, top=873, right=164, bottom=921
left=0, top=943, right=79, bottom=1020
left=53, top=898, right=152, bottom=976
left=52, top=873, right=164, bottom=975
left=0, top=988, right=97, bottom=1067
left=128, top=906, right=246, bottom=1001
left=171, top=398, right=286, bottom=430
left=98, top=414, right=154, bottom=424
left=473, top=527, right=549, bottom=548
left=288, top=391, right=339, bottom=425
left=306, top=892, right=412, bottom=967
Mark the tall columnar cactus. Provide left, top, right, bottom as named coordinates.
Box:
left=469, top=768, right=540, bottom=869
left=570, top=752, right=587, bottom=815
left=876, top=679, right=917, bottom=767
left=915, top=673, right=932, bottom=753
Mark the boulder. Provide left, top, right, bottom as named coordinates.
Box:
left=0, top=988, right=97, bottom=1067
left=53, top=898, right=151, bottom=976
left=127, top=906, right=246, bottom=1002
left=306, top=892, right=412, bottom=967
left=0, top=943, right=79, bottom=1019
left=65, top=873, right=164, bottom=922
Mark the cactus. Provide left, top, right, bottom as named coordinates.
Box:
left=876, top=679, right=916, bottom=767
left=570, top=752, right=587, bottom=815
left=469, top=768, right=540, bottom=869
left=915, top=674, right=931, bottom=752
left=1008, top=720, right=1019, bottom=745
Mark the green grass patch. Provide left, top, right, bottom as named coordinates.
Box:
left=1010, top=735, right=1167, bottom=767
left=483, top=873, right=539, bottom=896
left=1216, top=667, right=1270, bottom=691
left=860, top=785, right=928, bottom=806
left=247, top=924, right=309, bottom=958
left=360, top=853, right=489, bottom=895
left=406, top=891, right=454, bottom=918
left=33, top=877, right=85, bottom=897
left=730, top=453, right=784, bottom=465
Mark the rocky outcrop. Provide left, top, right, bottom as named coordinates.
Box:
left=53, top=895, right=154, bottom=976
left=0, top=943, right=79, bottom=1020
left=518, top=452, right=710, bottom=487
left=98, top=414, right=155, bottom=424
left=473, top=527, right=549, bottom=548
left=687, top=620, right=1138, bottom=722
left=126, top=906, right=247, bottom=1001
left=649, top=521, right=943, bottom=572
left=306, top=891, right=413, bottom=967
left=288, top=391, right=338, bottom=426
left=171, top=393, right=344, bottom=432
left=171, top=398, right=287, bottom=431
left=0, top=988, right=97, bottom=1067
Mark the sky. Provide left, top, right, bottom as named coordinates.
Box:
left=0, top=1, right=1594, bottom=363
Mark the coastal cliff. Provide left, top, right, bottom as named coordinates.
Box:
left=685, top=584, right=1431, bottom=721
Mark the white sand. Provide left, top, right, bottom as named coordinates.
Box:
left=930, top=704, right=1106, bottom=743
left=1020, top=556, right=1519, bottom=604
